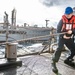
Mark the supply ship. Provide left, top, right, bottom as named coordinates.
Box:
left=0, top=9, right=56, bottom=42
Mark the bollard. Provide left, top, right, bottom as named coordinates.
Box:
left=0, top=42, right=22, bottom=70
left=6, top=42, right=18, bottom=61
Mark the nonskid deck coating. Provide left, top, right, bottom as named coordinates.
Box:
left=0, top=52, right=75, bottom=75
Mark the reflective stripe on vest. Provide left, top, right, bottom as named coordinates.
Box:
left=61, top=15, right=75, bottom=31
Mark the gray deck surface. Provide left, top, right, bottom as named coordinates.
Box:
left=0, top=51, right=75, bottom=75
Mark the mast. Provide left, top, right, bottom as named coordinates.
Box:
left=45, top=19, right=49, bottom=27
left=11, top=8, right=16, bottom=29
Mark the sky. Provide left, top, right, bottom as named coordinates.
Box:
left=0, top=0, right=75, bottom=27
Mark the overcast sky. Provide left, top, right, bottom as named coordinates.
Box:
left=0, top=0, right=75, bottom=27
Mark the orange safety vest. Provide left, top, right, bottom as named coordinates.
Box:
left=61, top=15, right=75, bottom=32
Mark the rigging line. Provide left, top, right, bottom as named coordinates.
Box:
left=13, top=32, right=67, bottom=43
left=0, top=32, right=67, bottom=45
left=38, top=45, right=49, bottom=55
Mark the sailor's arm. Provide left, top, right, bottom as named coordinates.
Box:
left=57, top=19, right=64, bottom=38
left=57, top=19, right=63, bottom=33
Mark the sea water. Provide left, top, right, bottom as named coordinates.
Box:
left=0, top=42, right=44, bottom=58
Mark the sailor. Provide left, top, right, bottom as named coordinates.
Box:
left=51, top=6, right=75, bottom=73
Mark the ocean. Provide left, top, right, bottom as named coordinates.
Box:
left=0, top=42, right=44, bottom=58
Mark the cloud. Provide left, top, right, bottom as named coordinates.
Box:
left=39, top=0, right=75, bottom=7
left=0, top=0, right=75, bottom=27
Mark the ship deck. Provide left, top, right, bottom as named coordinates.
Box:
left=0, top=51, right=75, bottom=75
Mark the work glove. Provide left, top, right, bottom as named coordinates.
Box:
left=63, top=30, right=72, bottom=39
